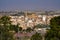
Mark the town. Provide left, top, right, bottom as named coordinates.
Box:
left=0, top=0, right=60, bottom=40
left=0, top=10, right=60, bottom=40
left=0, top=10, right=60, bottom=29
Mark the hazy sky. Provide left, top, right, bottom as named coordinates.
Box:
left=0, top=0, right=60, bottom=11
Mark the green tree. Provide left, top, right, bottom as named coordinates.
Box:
left=0, top=16, right=11, bottom=26
left=33, top=24, right=47, bottom=29
left=50, top=16, right=60, bottom=31
left=9, top=24, right=22, bottom=33
left=19, top=27, right=22, bottom=31
left=30, top=32, right=42, bottom=40
left=0, top=16, right=14, bottom=40
left=26, top=27, right=33, bottom=32
left=45, top=16, right=60, bottom=40
left=9, top=25, right=18, bottom=33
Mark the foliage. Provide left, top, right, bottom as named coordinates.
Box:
left=26, top=27, right=33, bottom=32
left=45, top=16, right=60, bottom=40
left=0, top=16, right=14, bottom=40
left=34, top=24, right=47, bottom=29
left=19, top=27, right=22, bottom=31
left=30, top=32, right=42, bottom=40
left=9, top=24, right=22, bottom=33
left=50, top=16, right=60, bottom=31
left=0, top=16, right=11, bottom=26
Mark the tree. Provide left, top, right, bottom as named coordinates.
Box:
left=30, top=32, right=42, bottom=40
left=26, top=27, right=33, bottom=32
left=0, top=16, right=11, bottom=32
left=45, top=16, right=60, bottom=40
left=33, top=24, right=47, bottom=29
left=0, top=16, right=14, bottom=40
left=50, top=16, right=60, bottom=31
left=9, top=25, right=18, bottom=33
left=9, top=24, right=22, bottom=33
left=0, top=16, right=11, bottom=26
left=19, top=27, right=22, bottom=31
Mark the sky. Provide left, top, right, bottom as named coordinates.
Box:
left=0, top=0, right=60, bottom=11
